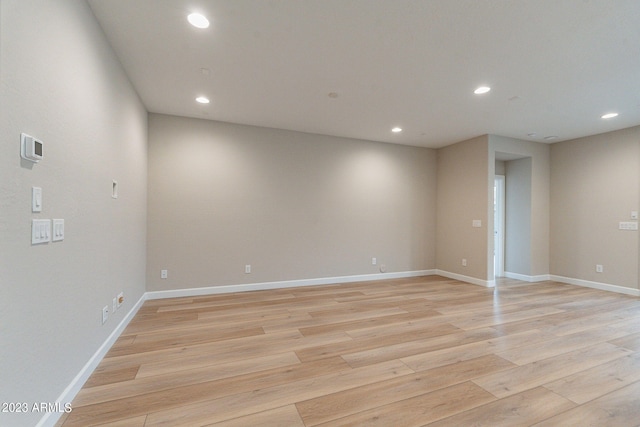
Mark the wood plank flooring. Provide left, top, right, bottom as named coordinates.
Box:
left=57, top=276, right=640, bottom=426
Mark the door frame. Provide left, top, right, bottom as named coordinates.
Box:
left=494, top=175, right=505, bottom=278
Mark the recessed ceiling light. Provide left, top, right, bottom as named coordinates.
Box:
left=391, top=127, right=402, bottom=133
left=544, top=135, right=558, bottom=141
left=474, top=86, right=491, bottom=95
left=188, top=13, right=210, bottom=29
left=601, top=112, right=618, bottom=119
left=195, top=96, right=210, bottom=104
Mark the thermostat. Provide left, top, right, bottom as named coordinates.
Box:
left=21, top=133, right=43, bottom=162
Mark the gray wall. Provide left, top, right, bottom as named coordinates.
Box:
left=550, top=126, right=640, bottom=289
left=435, top=135, right=489, bottom=281
left=146, top=114, right=437, bottom=291
left=0, top=1, right=147, bottom=426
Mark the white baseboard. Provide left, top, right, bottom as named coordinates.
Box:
left=435, top=270, right=495, bottom=288
left=146, top=269, right=437, bottom=300
left=41, top=269, right=435, bottom=426
left=37, top=293, right=147, bottom=427
left=503, top=272, right=551, bottom=282
left=37, top=269, right=638, bottom=427
left=550, top=275, right=640, bottom=297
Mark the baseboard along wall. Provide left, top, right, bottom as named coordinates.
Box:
left=40, top=268, right=639, bottom=426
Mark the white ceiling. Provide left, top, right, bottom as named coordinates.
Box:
left=88, top=0, right=640, bottom=148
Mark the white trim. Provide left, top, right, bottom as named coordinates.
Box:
left=435, top=269, right=495, bottom=288
left=37, top=269, right=638, bottom=427
left=40, top=269, right=436, bottom=426
left=494, top=175, right=506, bottom=278
left=37, top=293, right=147, bottom=427
left=146, top=270, right=437, bottom=300
left=550, top=275, right=640, bottom=297
left=504, top=271, right=551, bottom=282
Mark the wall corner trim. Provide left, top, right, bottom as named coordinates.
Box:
left=37, top=293, right=148, bottom=427
left=549, top=275, right=640, bottom=297
left=435, top=270, right=495, bottom=288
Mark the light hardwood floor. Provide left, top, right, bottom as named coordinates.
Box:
left=57, top=276, right=640, bottom=426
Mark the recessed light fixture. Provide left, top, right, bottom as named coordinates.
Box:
left=391, top=127, right=402, bottom=133
left=544, top=135, right=558, bottom=141
left=188, top=13, right=210, bottom=29
left=474, top=86, right=491, bottom=95
left=601, top=112, right=618, bottom=119
left=195, top=96, right=210, bottom=104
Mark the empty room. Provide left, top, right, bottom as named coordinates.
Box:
left=2, top=0, right=640, bottom=426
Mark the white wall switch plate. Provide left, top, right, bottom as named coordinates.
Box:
left=245, top=265, right=251, bottom=274
left=52, top=219, right=64, bottom=241
left=32, top=187, right=42, bottom=212
left=472, top=220, right=482, bottom=228
left=31, top=219, right=51, bottom=244
left=619, top=221, right=638, bottom=230
left=102, top=306, right=109, bottom=324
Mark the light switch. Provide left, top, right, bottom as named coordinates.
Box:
left=31, top=219, right=51, bottom=244
left=52, top=219, right=64, bottom=242
left=632, top=211, right=638, bottom=220
left=619, top=221, right=638, bottom=230
left=472, top=219, right=482, bottom=228
left=32, top=187, right=42, bottom=212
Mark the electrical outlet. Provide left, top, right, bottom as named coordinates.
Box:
left=102, top=306, right=109, bottom=324
left=161, top=269, right=168, bottom=279
left=372, top=257, right=377, bottom=265
left=245, top=265, right=251, bottom=274
left=596, top=264, right=603, bottom=273
left=462, top=258, right=467, bottom=267
left=112, top=297, right=117, bottom=313
left=117, top=292, right=124, bottom=308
